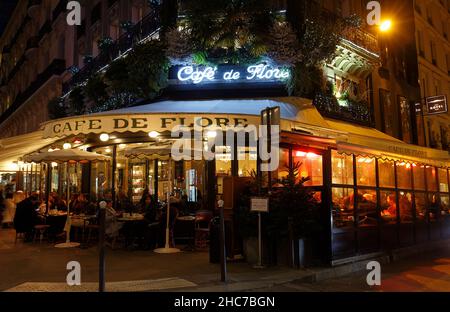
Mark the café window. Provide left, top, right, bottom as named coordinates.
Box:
left=332, top=151, right=353, bottom=185
left=380, top=190, right=397, bottom=224
left=332, top=188, right=354, bottom=229
left=215, top=145, right=232, bottom=176
left=378, top=159, right=395, bottom=188
left=441, top=195, right=449, bottom=216
left=237, top=146, right=257, bottom=177
left=415, top=192, right=427, bottom=222
left=413, top=165, right=426, bottom=190
left=356, top=189, right=378, bottom=228
left=396, top=162, right=413, bottom=189
left=292, top=150, right=323, bottom=186
left=356, top=156, right=376, bottom=187
left=438, top=168, right=449, bottom=192
left=428, top=193, right=439, bottom=222
left=273, top=147, right=289, bottom=182
left=426, top=166, right=438, bottom=191
left=399, top=191, right=414, bottom=223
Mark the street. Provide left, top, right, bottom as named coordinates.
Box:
left=255, top=248, right=450, bottom=292
left=1, top=228, right=450, bottom=292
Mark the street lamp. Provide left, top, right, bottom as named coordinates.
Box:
left=379, top=19, right=392, bottom=33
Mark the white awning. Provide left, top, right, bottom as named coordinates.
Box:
left=0, top=131, right=59, bottom=171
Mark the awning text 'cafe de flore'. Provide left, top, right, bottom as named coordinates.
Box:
left=0, top=62, right=449, bottom=265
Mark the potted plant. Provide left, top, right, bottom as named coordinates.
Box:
left=268, top=162, right=321, bottom=268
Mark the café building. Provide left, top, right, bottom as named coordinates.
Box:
left=0, top=64, right=449, bottom=265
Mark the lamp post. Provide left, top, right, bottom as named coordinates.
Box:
left=98, top=200, right=107, bottom=292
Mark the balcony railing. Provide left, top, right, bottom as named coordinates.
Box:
left=52, top=0, right=67, bottom=22
left=28, top=0, right=42, bottom=13
left=26, top=36, right=40, bottom=51
left=63, top=9, right=161, bottom=94
left=0, top=59, right=66, bottom=124
left=38, top=20, right=52, bottom=41
left=341, top=27, right=378, bottom=55
left=313, top=93, right=375, bottom=127
left=7, top=55, right=26, bottom=81
left=2, top=45, right=11, bottom=54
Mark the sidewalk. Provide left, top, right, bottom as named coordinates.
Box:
left=2, top=228, right=449, bottom=292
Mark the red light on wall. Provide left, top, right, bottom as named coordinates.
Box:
left=73, top=138, right=83, bottom=144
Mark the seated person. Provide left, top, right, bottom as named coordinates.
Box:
left=13, top=194, right=40, bottom=242
left=116, top=191, right=133, bottom=214
left=381, top=195, right=397, bottom=218
left=105, top=201, right=123, bottom=248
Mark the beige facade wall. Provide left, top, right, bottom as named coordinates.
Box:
left=0, top=0, right=153, bottom=139
left=414, top=0, right=450, bottom=151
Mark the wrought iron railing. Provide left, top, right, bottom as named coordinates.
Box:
left=52, top=0, right=67, bottom=22
left=313, top=93, right=375, bottom=127
left=341, top=27, right=378, bottom=55
left=62, top=9, right=161, bottom=94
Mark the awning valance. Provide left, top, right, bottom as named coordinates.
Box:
left=39, top=97, right=329, bottom=139
left=0, top=131, right=59, bottom=171
left=325, top=119, right=450, bottom=168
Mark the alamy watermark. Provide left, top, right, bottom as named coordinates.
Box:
left=66, top=261, right=81, bottom=286
left=170, top=118, right=280, bottom=172
left=366, top=261, right=381, bottom=286
left=66, top=1, right=382, bottom=27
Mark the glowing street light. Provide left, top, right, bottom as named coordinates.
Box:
left=380, top=20, right=392, bottom=32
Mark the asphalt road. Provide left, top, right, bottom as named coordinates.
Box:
left=254, top=248, right=450, bottom=292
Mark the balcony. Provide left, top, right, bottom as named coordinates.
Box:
left=108, top=0, right=119, bottom=8
left=7, top=56, right=26, bottom=81
left=9, top=16, right=31, bottom=49
left=63, top=9, right=161, bottom=94
left=0, top=59, right=66, bottom=125
left=313, top=93, right=375, bottom=127
left=25, top=36, right=39, bottom=52
left=341, top=27, right=379, bottom=56
left=38, top=20, right=52, bottom=41
left=28, top=0, right=42, bottom=18
left=2, top=45, right=11, bottom=55
left=52, top=0, right=67, bottom=22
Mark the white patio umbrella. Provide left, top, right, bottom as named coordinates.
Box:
left=124, top=144, right=203, bottom=254
left=24, top=149, right=110, bottom=248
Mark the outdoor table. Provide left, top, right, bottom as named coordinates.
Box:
left=174, top=215, right=196, bottom=250
left=118, top=214, right=146, bottom=248
left=71, top=214, right=97, bottom=246
left=44, top=212, right=67, bottom=242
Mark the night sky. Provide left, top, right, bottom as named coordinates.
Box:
left=0, top=0, right=18, bottom=38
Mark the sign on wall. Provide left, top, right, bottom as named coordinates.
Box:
left=426, top=95, right=448, bottom=115
left=251, top=197, right=269, bottom=213
left=169, top=64, right=291, bottom=87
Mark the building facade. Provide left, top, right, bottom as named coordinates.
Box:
left=0, top=0, right=449, bottom=266
left=0, top=0, right=154, bottom=139
left=413, top=0, right=450, bottom=151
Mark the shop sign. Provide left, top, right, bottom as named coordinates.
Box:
left=386, top=145, right=428, bottom=158
left=170, top=64, right=290, bottom=86
left=426, top=95, right=448, bottom=115
left=251, top=197, right=269, bottom=213
left=42, top=114, right=261, bottom=138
